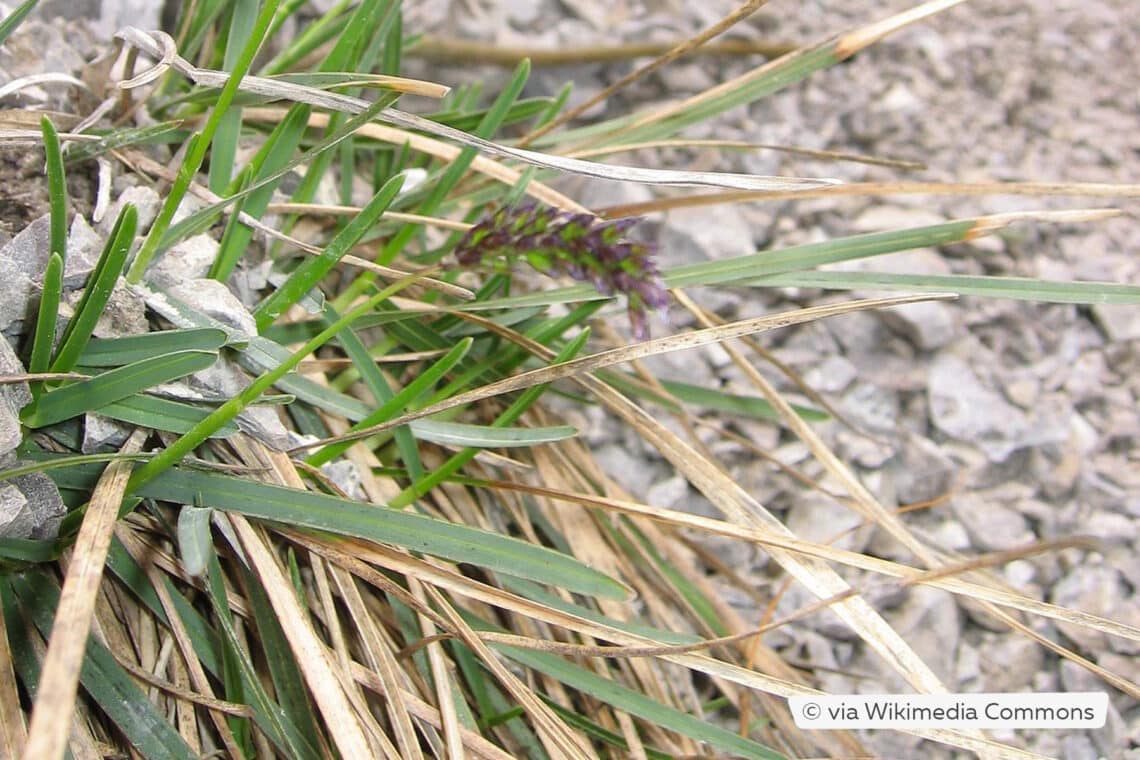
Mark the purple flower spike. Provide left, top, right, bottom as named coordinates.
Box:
left=455, top=203, right=669, bottom=338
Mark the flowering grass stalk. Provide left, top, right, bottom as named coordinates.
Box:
left=455, top=203, right=669, bottom=339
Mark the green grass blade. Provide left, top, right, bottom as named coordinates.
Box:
left=136, top=467, right=629, bottom=600
left=40, top=116, right=67, bottom=262
left=239, top=563, right=324, bottom=755
left=0, top=0, right=39, bottom=47
left=9, top=571, right=199, bottom=760
left=51, top=204, right=138, bottom=372
left=27, top=252, right=62, bottom=375
left=127, top=0, right=282, bottom=282
left=388, top=329, right=591, bottom=510
left=258, top=0, right=353, bottom=75
left=373, top=58, right=531, bottom=269
left=409, top=419, right=577, bottom=448
left=305, top=336, right=473, bottom=467
left=161, top=91, right=398, bottom=250
left=77, top=328, right=229, bottom=367
left=209, top=104, right=310, bottom=280
left=752, top=270, right=1140, bottom=304
left=207, top=0, right=258, bottom=193
left=601, top=373, right=828, bottom=423
left=468, top=219, right=981, bottom=311
left=316, top=302, right=425, bottom=479
left=252, top=172, right=405, bottom=330
left=64, top=121, right=187, bottom=162
left=95, top=394, right=239, bottom=438
left=21, top=350, right=219, bottom=428
left=489, top=636, right=783, bottom=760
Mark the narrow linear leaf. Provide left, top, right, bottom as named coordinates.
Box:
left=22, top=350, right=218, bottom=428
left=136, top=468, right=628, bottom=600
left=77, top=328, right=230, bottom=367
left=96, top=394, right=239, bottom=437
left=305, top=336, right=473, bottom=467
left=10, top=571, right=198, bottom=760
left=658, top=377, right=827, bottom=422
left=27, top=252, right=62, bottom=374
left=51, top=204, right=138, bottom=372
left=253, top=172, right=405, bottom=329
left=752, top=270, right=1140, bottom=305
left=410, top=419, right=577, bottom=448
left=0, top=0, right=39, bottom=48
left=490, top=638, right=783, bottom=760
left=40, top=116, right=67, bottom=262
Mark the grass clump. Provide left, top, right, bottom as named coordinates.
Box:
left=1, top=1, right=1138, bottom=759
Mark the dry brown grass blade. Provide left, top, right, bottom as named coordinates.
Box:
left=478, top=478, right=1140, bottom=644
left=299, top=532, right=1047, bottom=759
left=115, top=525, right=246, bottom=756
left=519, top=0, right=772, bottom=146
left=568, top=139, right=926, bottom=170
left=0, top=602, right=27, bottom=758
left=115, top=147, right=475, bottom=301
left=331, top=565, right=425, bottom=760
left=226, top=511, right=376, bottom=757
left=673, top=289, right=1140, bottom=701
left=408, top=35, right=799, bottom=67
left=407, top=579, right=465, bottom=760
left=425, top=586, right=597, bottom=760
left=290, top=293, right=956, bottom=454
left=23, top=429, right=145, bottom=760
left=243, top=107, right=588, bottom=212
left=595, top=0, right=967, bottom=146
left=265, top=202, right=474, bottom=232
left=601, top=181, right=1140, bottom=217
left=346, top=660, right=517, bottom=760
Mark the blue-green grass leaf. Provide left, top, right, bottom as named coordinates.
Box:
left=410, top=419, right=577, bottom=448
left=136, top=468, right=628, bottom=600
left=77, top=328, right=229, bottom=367
left=51, top=204, right=138, bottom=372
left=21, top=350, right=218, bottom=428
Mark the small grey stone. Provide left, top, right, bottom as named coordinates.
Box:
left=1050, top=564, right=1125, bottom=653
left=659, top=204, right=754, bottom=267
left=146, top=235, right=220, bottom=288
left=98, top=186, right=162, bottom=237
left=62, top=214, right=103, bottom=288
left=0, top=483, right=30, bottom=539
left=978, top=634, right=1043, bottom=692
left=785, top=492, right=871, bottom=553
left=593, top=443, right=659, bottom=499
left=1058, top=734, right=1098, bottom=760
left=167, top=279, right=258, bottom=337
left=952, top=493, right=1035, bottom=551
left=1092, top=303, right=1140, bottom=342
left=646, top=475, right=689, bottom=511
left=321, top=461, right=365, bottom=501
left=840, top=382, right=898, bottom=433
left=0, top=337, right=32, bottom=457
left=63, top=278, right=148, bottom=338
left=803, top=354, right=858, bottom=394
left=929, top=353, right=1028, bottom=462
left=891, top=435, right=956, bottom=505
left=0, top=472, right=66, bottom=539
left=884, top=586, right=961, bottom=685
left=881, top=301, right=959, bottom=351
left=82, top=412, right=133, bottom=453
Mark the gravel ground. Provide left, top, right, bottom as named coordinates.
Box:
left=5, top=1, right=1138, bottom=758
left=412, top=2, right=1140, bottom=757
